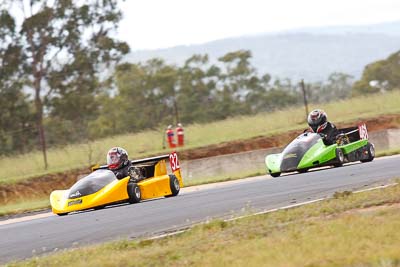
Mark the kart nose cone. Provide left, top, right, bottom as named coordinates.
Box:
left=280, top=153, right=301, bottom=172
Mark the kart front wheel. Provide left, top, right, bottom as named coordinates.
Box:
left=270, top=172, right=281, bottom=178
left=334, top=148, right=344, bottom=167
left=127, top=182, right=141, bottom=204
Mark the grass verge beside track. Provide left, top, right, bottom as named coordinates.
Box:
left=7, top=180, right=400, bottom=266
left=0, top=198, right=50, bottom=217
left=1, top=91, right=400, bottom=184
left=376, top=148, right=400, bottom=157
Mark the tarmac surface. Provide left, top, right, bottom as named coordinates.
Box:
left=1, top=155, right=399, bottom=264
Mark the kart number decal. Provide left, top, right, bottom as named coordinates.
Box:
left=68, top=199, right=82, bottom=206
left=358, top=123, right=368, bottom=140
left=169, top=152, right=180, bottom=171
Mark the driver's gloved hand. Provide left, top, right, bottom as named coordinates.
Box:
left=335, top=133, right=349, bottom=145
left=336, top=133, right=345, bottom=139
left=128, top=167, right=143, bottom=182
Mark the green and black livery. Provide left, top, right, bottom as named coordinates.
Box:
left=265, top=124, right=375, bottom=177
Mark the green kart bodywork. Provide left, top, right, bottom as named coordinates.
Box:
left=265, top=126, right=375, bottom=177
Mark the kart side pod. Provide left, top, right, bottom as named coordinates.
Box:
left=50, top=152, right=184, bottom=215
left=136, top=152, right=183, bottom=200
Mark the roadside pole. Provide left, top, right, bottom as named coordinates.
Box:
left=300, top=79, right=309, bottom=120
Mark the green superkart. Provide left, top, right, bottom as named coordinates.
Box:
left=265, top=124, right=375, bottom=177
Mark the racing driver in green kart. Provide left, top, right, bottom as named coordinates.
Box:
left=307, top=109, right=339, bottom=145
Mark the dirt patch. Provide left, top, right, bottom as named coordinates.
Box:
left=1, top=114, right=399, bottom=205
left=343, top=202, right=400, bottom=215
left=0, top=169, right=90, bottom=204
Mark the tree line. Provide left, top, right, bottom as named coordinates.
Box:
left=0, top=47, right=353, bottom=157
left=353, top=50, right=400, bottom=94
left=1, top=0, right=396, bottom=167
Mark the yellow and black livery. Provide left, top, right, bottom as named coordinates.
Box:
left=50, top=152, right=183, bottom=216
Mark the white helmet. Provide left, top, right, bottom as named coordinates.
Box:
left=106, top=147, right=129, bottom=170
left=307, top=109, right=328, bottom=133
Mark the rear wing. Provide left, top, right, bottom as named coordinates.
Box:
left=92, top=154, right=171, bottom=170
left=131, top=152, right=182, bottom=181
left=131, top=154, right=169, bottom=166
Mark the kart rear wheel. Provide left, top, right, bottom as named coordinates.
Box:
left=361, top=142, right=375, bottom=163
left=165, top=175, right=180, bottom=197
left=270, top=172, right=281, bottom=178
left=334, top=148, right=344, bottom=167
left=127, top=182, right=141, bottom=204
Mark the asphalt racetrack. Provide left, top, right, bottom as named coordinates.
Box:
left=1, top=155, right=399, bottom=264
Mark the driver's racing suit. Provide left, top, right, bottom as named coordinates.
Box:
left=111, top=161, right=144, bottom=181
left=310, top=122, right=339, bottom=145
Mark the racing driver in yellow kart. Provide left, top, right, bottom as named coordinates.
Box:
left=107, top=147, right=143, bottom=182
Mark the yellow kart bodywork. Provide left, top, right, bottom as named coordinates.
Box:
left=50, top=153, right=183, bottom=215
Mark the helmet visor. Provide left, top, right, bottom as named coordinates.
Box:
left=107, top=152, right=121, bottom=169
left=309, top=114, right=320, bottom=125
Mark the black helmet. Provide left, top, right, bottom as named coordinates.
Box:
left=307, top=109, right=328, bottom=133
left=107, top=147, right=129, bottom=170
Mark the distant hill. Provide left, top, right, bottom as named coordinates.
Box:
left=125, top=21, right=400, bottom=82
left=285, top=20, right=400, bottom=36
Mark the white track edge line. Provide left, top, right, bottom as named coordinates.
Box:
left=144, top=182, right=398, bottom=241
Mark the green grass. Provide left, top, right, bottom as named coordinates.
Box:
left=7, top=181, right=400, bottom=267
left=1, top=91, right=400, bottom=185
left=377, top=148, right=400, bottom=157
left=0, top=198, right=50, bottom=217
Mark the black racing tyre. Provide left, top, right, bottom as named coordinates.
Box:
left=361, top=142, right=375, bottom=163
left=57, top=213, right=68, bottom=216
left=165, top=175, right=180, bottom=197
left=333, top=148, right=344, bottom=167
left=127, top=182, right=141, bottom=204
left=270, top=172, right=281, bottom=178
left=297, top=168, right=308, bottom=174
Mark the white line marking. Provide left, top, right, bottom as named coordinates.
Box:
left=226, top=183, right=398, bottom=222
left=0, top=212, right=54, bottom=226
left=147, top=230, right=187, bottom=240
left=353, top=183, right=398, bottom=193
left=143, top=182, right=399, bottom=242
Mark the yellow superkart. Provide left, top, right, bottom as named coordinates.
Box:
left=50, top=152, right=183, bottom=216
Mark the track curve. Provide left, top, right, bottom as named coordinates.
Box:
left=1, top=155, right=399, bottom=264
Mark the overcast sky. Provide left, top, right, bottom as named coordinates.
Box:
left=118, top=0, right=400, bottom=51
